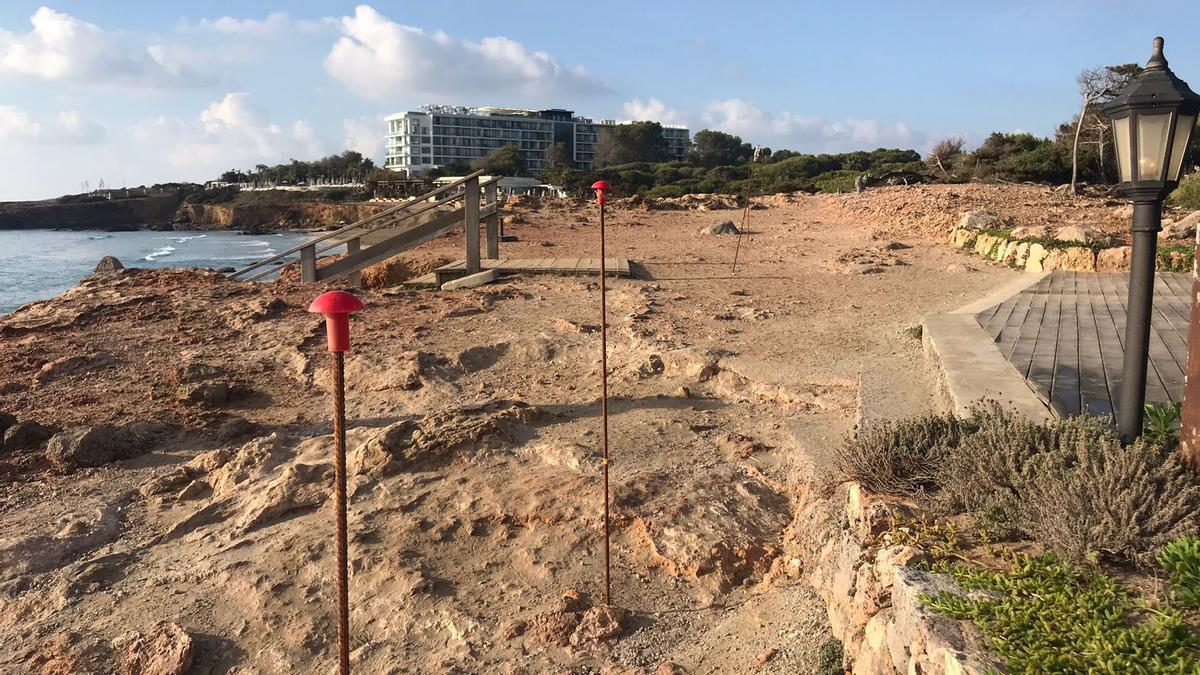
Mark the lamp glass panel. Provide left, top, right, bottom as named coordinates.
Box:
left=1113, top=115, right=1133, bottom=182
left=1168, top=114, right=1195, bottom=182
left=1136, top=112, right=1172, bottom=182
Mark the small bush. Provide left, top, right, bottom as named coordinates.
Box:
left=1144, top=401, right=1182, bottom=451
left=925, top=554, right=1200, bottom=673
left=1020, top=437, right=1200, bottom=565
left=845, top=404, right=1200, bottom=567
left=1159, top=536, right=1200, bottom=609
left=1169, top=172, right=1200, bottom=210
left=836, top=414, right=974, bottom=497
left=815, top=638, right=845, bottom=675
left=1157, top=245, right=1194, bottom=273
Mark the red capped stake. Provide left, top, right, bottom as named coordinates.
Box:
left=591, top=180, right=610, bottom=205
left=309, top=290, right=365, bottom=353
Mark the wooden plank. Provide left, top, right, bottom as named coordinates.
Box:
left=1009, top=288, right=1048, bottom=374
left=994, top=285, right=1035, bottom=357
left=1027, top=293, right=1062, bottom=404
left=982, top=297, right=1018, bottom=341
left=976, top=300, right=1003, bottom=329
left=464, top=177, right=481, bottom=274
left=1076, top=281, right=1114, bottom=418
left=1052, top=296, right=1082, bottom=417
left=1104, top=272, right=1173, bottom=405
left=1094, top=274, right=1127, bottom=413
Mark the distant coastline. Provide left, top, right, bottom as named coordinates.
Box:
left=0, top=192, right=389, bottom=232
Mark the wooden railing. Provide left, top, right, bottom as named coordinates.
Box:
left=229, top=171, right=502, bottom=285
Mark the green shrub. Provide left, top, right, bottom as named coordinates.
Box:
left=1160, top=536, right=1200, bottom=609
left=1157, top=245, right=1194, bottom=273
left=1144, top=402, right=1182, bottom=451
left=925, top=554, right=1200, bottom=673
left=848, top=405, right=1200, bottom=566
left=836, top=413, right=975, bottom=497
left=815, top=638, right=844, bottom=675
left=1169, top=172, right=1200, bottom=210
left=1019, top=435, right=1200, bottom=565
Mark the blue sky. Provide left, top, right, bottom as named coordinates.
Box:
left=1, top=1, right=1198, bottom=200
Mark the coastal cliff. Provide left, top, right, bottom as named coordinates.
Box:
left=0, top=194, right=393, bottom=231
left=176, top=201, right=388, bottom=229
left=0, top=194, right=185, bottom=230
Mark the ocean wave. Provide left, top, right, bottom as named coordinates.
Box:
left=142, top=245, right=176, bottom=261
left=240, top=240, right=273, bottom=247
left=172, top=234, right=208, bottom=243
left=86, top=234, right=112, bottom=240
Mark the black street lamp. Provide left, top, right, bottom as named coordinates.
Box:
left=1104, top=37, right=1200, bottom=443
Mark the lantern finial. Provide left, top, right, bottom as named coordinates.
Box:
left=1147, top=36, right=1167, bottom=72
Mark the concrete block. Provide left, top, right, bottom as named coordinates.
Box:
left=441, top=269, right=497, bottom=291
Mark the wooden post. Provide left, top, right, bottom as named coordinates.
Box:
left=484, top=181, right=500, bottom=260
left=464, top=176, right=481, bottom=274
left=1180, top=225, right=1200, bottom=470
left=346, top=237, right=362, bottom=289
left=301, top=244, right=317, bottom=283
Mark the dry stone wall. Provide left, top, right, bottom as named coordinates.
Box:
left=792, top=483, right=1000, bottom=674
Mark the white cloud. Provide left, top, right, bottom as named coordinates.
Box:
left=0, top=104, right=105, bottom=143
left=0, top=7, right=207, bottom=87
left=133, top=93, right=327, bottom=172
left=701, top=98, right=921, bottom=151
left=343, top=116, right=382, bottom=160
left=323, top=5, right=603, bottom=103
left=182, top=12, right=326, bottom=38
left=622, top=98, right=686, bottom=125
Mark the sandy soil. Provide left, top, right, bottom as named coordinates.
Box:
left=0, top=187, right=1017, bottom=673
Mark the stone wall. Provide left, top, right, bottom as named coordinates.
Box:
left=949, top=227, right=1110, bottom=273
left=789, top=483, right=1000, bottom=674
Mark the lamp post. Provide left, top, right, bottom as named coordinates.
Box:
left=1104, top=37, right=1200, bottom=444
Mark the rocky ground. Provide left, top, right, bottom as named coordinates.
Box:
left=0, top=185, right=1045, bottom=673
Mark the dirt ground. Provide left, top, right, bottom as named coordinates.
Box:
left=0, top=186, right=1018, bottom=673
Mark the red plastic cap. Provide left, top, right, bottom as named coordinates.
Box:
left=308, top=291, right=364, bottom=352
left=591, top=180, right=611, bottom=205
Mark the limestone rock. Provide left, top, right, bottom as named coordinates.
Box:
left=93, top=256, right=125, bottom=275
left=3, top=419, right=52, bottom=451
left=569, top=605, right=626, bottom=647
left=0, top=411, right=16, bottom=436
left=1097, top=246, right=1132, bottom=272
left=1041, top=246, right=1096, bottom=272
left=1054, top=225, right=1094, bottom=244
left=112, top=622, right=194, bottom=675
left=1162, top=211, right=1200, bottom=240
left=1024, top=243, right=1049, bottom=272
left=948, top=228, right=975, bottom=248
left=1009, top=225, right=1048, bottom=239
left=46, top=424, right=152, bottom=470
left=177, top=382, right=232, bottom=407
left=700, top=220, right=740, bottom=236
left=957, top=210, right=1008, bottom=231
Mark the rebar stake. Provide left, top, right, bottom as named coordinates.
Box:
left=308, top=290, right=364, bottom=675
left=332, top=350, right=350, bottom=675
left=591, top=179, right=612, bottom=607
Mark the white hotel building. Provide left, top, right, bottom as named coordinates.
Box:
left=384, top=105, right=690, bottom=175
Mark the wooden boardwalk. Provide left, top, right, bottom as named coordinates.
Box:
left=976, top=272, right=1192, bottom=418
left=404, top=257, right=632, bottom=286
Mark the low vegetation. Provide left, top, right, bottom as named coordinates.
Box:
left=1170, top=172, right=1200, bottom=210
left=840, top=405, right=1200, bottom=672
left=840, top=404, right=1200, bottom=566
left=924, top=554, right=1200, bottom=673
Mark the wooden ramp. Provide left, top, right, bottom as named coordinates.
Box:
left=404, top=257, right=632, bottom=287
left=975, top=271, right=1191, bottom=418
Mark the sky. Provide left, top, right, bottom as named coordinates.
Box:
left=1, top=1, right=1198, bottom=201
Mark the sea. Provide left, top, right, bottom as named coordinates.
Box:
left=0, top=229, right=343, bottom=315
